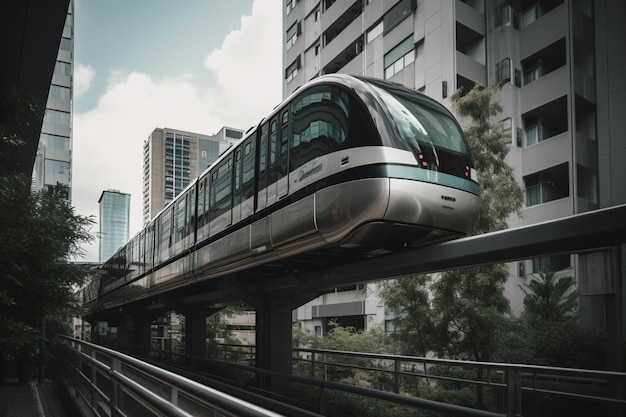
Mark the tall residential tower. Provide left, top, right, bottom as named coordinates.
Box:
left=284, top=0, right=625, bottom=331
left=142, top=127, right=243, bottom=224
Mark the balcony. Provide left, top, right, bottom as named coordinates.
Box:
left=521, top=66, right=569, bottom=114
left=519, top=2, right=567, bottom=59
left=456, top=50, right=486, bottom=87
left=522, top=131, right=570, bottom=175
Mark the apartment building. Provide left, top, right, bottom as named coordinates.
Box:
left=142, top=126, right=243, bottom=224
left=284, top=0, right=626, bottom=332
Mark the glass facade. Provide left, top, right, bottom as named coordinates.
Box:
left=143, top=127, right=243, bottom=225
left=99, top=190, right=131, bottom=262
left=33, top=1, right=73, bottom=195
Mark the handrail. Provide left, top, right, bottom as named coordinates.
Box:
left=55, top=335, right=286, bottom=417
left=133, top=344, right=626, bottom=417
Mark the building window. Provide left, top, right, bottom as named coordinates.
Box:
left=494, top=3, right=520, bottom=28
left=285, top=56, right=301, bottom=83
left=40, top=133, right=70, bottom=150
left=496, top=58, right=511, bottom=84
left=43, top=109, right=70, bottom=126
left=286, top=21, right=300, bottom=49
left=384, top=36, right=415, bottom=79
left=519, top=5, right=539, bottom=28
left=366, top=21, right=383, bottom=43
left=383, top=0, right=417, bottom=34
left=524, top=163, right=569, bottom=207
left=285, top=0, right=296, bottom=15
left=59, top=37, right=71, bottom=51
left=54, top=61, right=72, bottom=76
left=50, top=85, right=71, bottom=100
left=519, top=254, right=570, bottom=277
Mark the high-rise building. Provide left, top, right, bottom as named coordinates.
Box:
left=284, top=0, right=625, bottom=331
left=32, top=0, right=74, bottom=197
left=98, top=190, right=131, bottom=262
left=142, top=127, right=243, bottom=224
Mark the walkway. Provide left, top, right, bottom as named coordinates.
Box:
left=0, top=382, right=68, bottom=417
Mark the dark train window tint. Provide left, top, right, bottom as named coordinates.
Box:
left=243, top=140, right=255, bottom=199
left=197, top=179, right=206, bottom=228
left=210, top=158, right=232, bottom=220
left=174, top=197, right=186, bottom=243
left=160, top=209, right=172, bottom=249
left=270, top=119, right=278, bottom=166
left=291, top=86, right=349, bottom=169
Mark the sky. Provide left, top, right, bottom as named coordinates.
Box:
left=71, top=0, right=283, bottom=262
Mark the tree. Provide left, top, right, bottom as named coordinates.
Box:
left=521, top=271, right=578, bottom=327
left=379, top=275, right=436, bottom=357
left=380, top=84, right=524, bottom=406
left=0, top=85, right=94, bottom=381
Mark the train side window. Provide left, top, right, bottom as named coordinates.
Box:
left=234, top=149, right=242, bottom=207
left=187, top=189, right=195, bottom=238
left=160, top=208, right=172, bottom=249
left=291, top=86, right=349, bottom=169
left=279, top=110, right=289, bottom=176
left=258, top=123, right=268, bottom=191
left=268, top=119, right=278, bottom=184
left=197, top=178, right=207, bottom=228
left=210, top=158, right=233, bottom=220
left=243, top=140, right=255, bottom=200
left=174, top=196, right=186, bottom=243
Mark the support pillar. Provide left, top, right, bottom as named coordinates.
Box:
left=255, top=295, right=293, bottom=393
left=182, top=308, right=212, bottom=359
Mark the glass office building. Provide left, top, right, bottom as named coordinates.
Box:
left=99, top=190, right=131, bottom=262
left=32, top=0, right=74, bottom=197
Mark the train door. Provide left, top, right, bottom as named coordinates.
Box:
left=233, top=147, right=243, bottom=224
left=209, top=156, right=233, bottom=236
left=241, top=137, right=256, bottom=218
left=256, top=122, right=268, bottom=211
left=277, top=109, right=290, bottom=199
left=267, top=118, right=278, bottom=206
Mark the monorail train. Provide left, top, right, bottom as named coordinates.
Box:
left=84, top=74, right=480, bottom=313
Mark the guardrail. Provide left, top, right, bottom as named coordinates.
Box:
left=54, top=335, right=286, bottom=417
left=125, top=343, right=626, bottom=417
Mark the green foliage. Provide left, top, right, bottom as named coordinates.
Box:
left=520, top=271, right=578, bottom=327
left=450, top=84, right=524, bottom=235
left=380, top=84, right=522, bottom=367
left=431, top=265, right=511, bottom=362
left=379, top=275, right=435, bottom=356
left=0, top=85, right=94, bottom=378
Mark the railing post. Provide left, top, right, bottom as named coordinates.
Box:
left=506, top=369, right=522, bottom=417
left=310, top=351, right=316, bottom=379
left=91, top=350, right=97, bottom=409
left=394, top=359, right=401, bottom=394
left=110, top=357, right=121, bottom=417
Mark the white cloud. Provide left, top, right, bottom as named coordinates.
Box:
left=73, top=72, right=221, bottom=261
left=74, top=64, right=95, bottom=98
left=73, top=0, right=284, bottom=262
left=203, top=0, right=283, bottom=125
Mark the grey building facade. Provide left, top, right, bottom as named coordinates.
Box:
left=284, top=0, right=625, bottom=328
left=32, top=0, right=74, bottom=197
left=142, top=127, right=243, bottom=224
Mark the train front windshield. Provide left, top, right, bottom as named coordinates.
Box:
left=371, top=84, right=471, bottom=159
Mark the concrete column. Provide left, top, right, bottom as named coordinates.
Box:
left=183, top=308, right=210, bottom=359
left=255, top=295, right=293, bottom=393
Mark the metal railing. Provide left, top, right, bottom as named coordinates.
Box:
left=292, top=347, right=626, bottom=416
left=127, top=343, right=626, bottom=417
left=53, top=335, right=286, bottom=417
